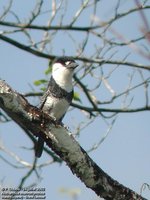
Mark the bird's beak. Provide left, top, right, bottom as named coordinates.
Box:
left=69, top=62, right=79, bottom=69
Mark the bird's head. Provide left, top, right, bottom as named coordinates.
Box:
left=52, top=57, right=78, bottom=73
left=52, top=57, right=78, bottom=92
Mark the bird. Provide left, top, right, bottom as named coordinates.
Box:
left=35, top=57, right=78, bottom=157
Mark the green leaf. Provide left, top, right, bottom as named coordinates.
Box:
left=73, top=92, right=81, bottom=103
left=45, top=67, right=52, bottom=75
left=44, top=60, right=53, bottom=75
left=40, top=87, right=46, bottom=91
left=34, top=79, right=48, bottom=86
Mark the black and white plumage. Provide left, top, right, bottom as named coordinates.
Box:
left=35, top=57, right=78, bottom=157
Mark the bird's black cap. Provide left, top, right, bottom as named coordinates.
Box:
left=55, top=57, right=78, bottom=68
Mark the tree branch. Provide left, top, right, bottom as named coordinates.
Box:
left=0, top=21, right=99, bottom=31
left=0, top=34, right=150, bottom=71
left=0, top=34, right=54, bottom=59
left=0, top=80, right=147, bottom=200
left=71, top=102, right=150, bottom=113
left=24, top=92, right=150, bottom=114
left=1, top=4, right=150, bottom=31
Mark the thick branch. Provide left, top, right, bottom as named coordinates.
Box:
left=0, top=80, right=146, bottom=200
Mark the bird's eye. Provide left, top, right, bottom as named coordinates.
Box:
left=65, top=61, right=71, bottom=65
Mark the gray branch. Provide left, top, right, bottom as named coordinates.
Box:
left=0, top=80, right=147, bottom=200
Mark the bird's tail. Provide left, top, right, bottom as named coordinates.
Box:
left=35, top=137, right=44, bottom=157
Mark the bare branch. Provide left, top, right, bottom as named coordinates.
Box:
left=70, top=0, right=90, bottom=26
left=0, top=34, right=150, bottom=71
left=0, top=20, right=99, bottom=31
left=0, top=0, right=13, bottom=21
left=0, top=34, right=54, bottom=59
left=72, top=102, right=150, bottom=114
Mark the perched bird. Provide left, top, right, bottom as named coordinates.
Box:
left=35, top=57, right=78, bottom=157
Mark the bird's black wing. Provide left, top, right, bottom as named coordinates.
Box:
left=38, top=88, right=51, bottom=109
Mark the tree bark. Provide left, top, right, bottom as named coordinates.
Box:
left=0, top=80, right=147, bottom=200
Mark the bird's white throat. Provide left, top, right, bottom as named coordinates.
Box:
left=52, top=63, right=73, bottom=92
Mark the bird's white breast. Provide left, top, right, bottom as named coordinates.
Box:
left=52, top=63, right=73, bottom=92
left=42, top=96, right=70, bottom=120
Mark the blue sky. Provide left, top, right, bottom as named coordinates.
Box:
left=0, top=1, right=150, bottom=200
